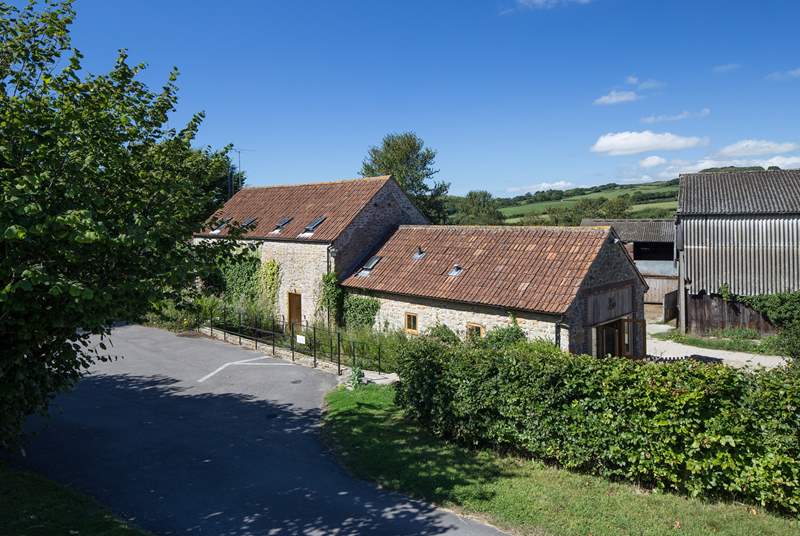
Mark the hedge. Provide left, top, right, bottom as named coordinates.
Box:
left=395, top=338, right=800, bottom=515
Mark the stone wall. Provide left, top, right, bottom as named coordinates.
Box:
left=333, top=179, right=428, bottom=278
left=260, top=240, right=330, bottom=324
left=566, top=238, right=648, bottom=357
left=349, top=289, right=570, bottom=350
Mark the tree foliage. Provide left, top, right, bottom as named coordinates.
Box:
left=0, top=0, right=242, bottom=445
left=361, top=132, right=450, bottom=223
left=449, top=190, right=504, bottom=225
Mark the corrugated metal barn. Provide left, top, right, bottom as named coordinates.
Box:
left=676, top=170, right=800, bottom=332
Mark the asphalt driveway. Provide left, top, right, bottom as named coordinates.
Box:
left=11, top=325, right=503, bottom=535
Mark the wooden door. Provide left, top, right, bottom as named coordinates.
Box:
left=288, top=293, right=302, bottom=328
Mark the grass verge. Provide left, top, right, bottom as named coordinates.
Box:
left=323, top=384, right=798, bottom=536
left=652, top=328, right=782, bottom=355
left=0, top=462, right=149, bottom=535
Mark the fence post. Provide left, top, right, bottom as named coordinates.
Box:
left=223, top=307, right=227, bottom=342
left=336, top=330, right=341, bottom=375
left=312, top=324, right=317, bottom=368
left=272, top=317, right=276, bottom=356
left=377, top=340, right=382, bottom=374
left=210, top=309, right=214, bottom=336
left=254, top=313, right=258, bottom=351
left=238, top=311, right=242, bottom=345
left=350, top=340, right=355, bottom=369
left=290, top=322, right=295, bottom=361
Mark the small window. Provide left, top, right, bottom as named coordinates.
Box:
left=466, top=323, right=485, bottom=339
left=405, top=313, right=418, bottom=334
left=209, top=216, right=231, bottom=235
left=363, top=255, right=381, bottom=271
left=304, top=215, right=327, bottom=232
left=448, top=264, right=463, bottom=276
left=412, top=246, right=426, bottom=260
left=240, top=216, right=257, bottom=228
left=272, top=216, right=292, bottom=233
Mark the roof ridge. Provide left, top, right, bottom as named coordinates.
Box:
left=240, top=175, right=391, bottom=190
left=397, top=224, right=609, bottom=232
left=679, top=169, right=800, bottom=177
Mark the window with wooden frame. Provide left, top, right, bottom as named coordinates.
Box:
left=405, top=313, right=418, bottom=334
left=466, top=323, right=485, bottom=339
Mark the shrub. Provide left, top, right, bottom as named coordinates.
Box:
left=425, top=323, right=461, bottom=345
left=776, top=320, right=800, bottom=362
left=482, top=321, right=526, bottom=349
left=343, top=294, right=380, bottom=329
left=395, top=338, right=800, bottom=515
left=738, top=292, right=800, bottom=328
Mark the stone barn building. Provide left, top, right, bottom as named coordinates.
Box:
left=342, top=225, right=648, bottom=358
left=581, top=218, right=678, bottom=316
left=195, top=176, right=428, bottom=326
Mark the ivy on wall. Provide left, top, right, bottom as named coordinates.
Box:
left=343, top=294, right=381, bottom=329
left=320, top=272, right=344, bottom=324
left=258, top=259, right=281, bottom=315
left=219, top=254, right=260, bottom=305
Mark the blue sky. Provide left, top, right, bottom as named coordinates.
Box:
left=66, top=0, right=800, bottom=195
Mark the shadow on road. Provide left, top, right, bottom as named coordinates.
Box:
left=10, top=373, right=481, bottom=535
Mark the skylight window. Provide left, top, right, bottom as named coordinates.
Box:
left=448, top=264, right=463, bottom=276
left=363, top=255, right=381, bottom=270
left=412, top=246, right=426, bottom=260
left=209, top=217, right=231, bottom=235
left=240, top=217, right=257, bottom=228
left=271, top=216, right=292, bottom=233
left=357, top=255, right=381, bottom=277
left=304, top=215, right=327, bottom=233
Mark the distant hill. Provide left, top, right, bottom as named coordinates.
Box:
left=491, top=180, right=678, bottom=224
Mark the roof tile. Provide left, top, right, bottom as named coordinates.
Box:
left=342, top=225, right=611, bottom=315
left=196, top=176, right=391, bottom=242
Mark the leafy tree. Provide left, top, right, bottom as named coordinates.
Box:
left=0, top=0, right=244, bottom=445
left=361, top=132, right=450, bottom=223
left=207, top=158, right=246, bottom=213
left=450, top=190, right=504, bottom=225
left=599, top=195, right=632, bottom=218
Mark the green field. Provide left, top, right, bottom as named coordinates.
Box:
left=499, top=181, right=678, bottom=223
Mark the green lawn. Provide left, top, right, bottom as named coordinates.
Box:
left=323, top=384, right=798, bottom=536
left=653, top=328, right=782, bottom=355
left=0, top=462, right=149, bottom=536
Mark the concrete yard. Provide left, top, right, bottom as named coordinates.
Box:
left=9, top=325, right=503, bottom=536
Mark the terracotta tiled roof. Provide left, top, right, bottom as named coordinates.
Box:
left=342, top=225, right=612, bottom=315
left=195, top=176, right=392, bottom=242
left=678, top=170, right=800, bottom=215
left=581, top=218, right=674, bottom=243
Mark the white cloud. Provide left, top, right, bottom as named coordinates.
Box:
left=516, top=0, right=591, bottom=8
left=639, top=155, right=667, bottom=168
left=594, top=90, right=640, bottom=106
left=506, top=180, right=574, bottom=193
left=591, top=131, right=708, bottom=156
left=626, top=75, right=665, bottom=90
left=767, top=68, right=800, bottom=81
left=649, top=155, right=800, bottom=181
left=621, top=176, right=657, bottom=184
left=641, top=108, right=711, bottom=124
left=637, top=79, right=665, bottom=90
left=713, top=63, right=740, bottom=74
left=717, top=139, right=799, bottom=157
